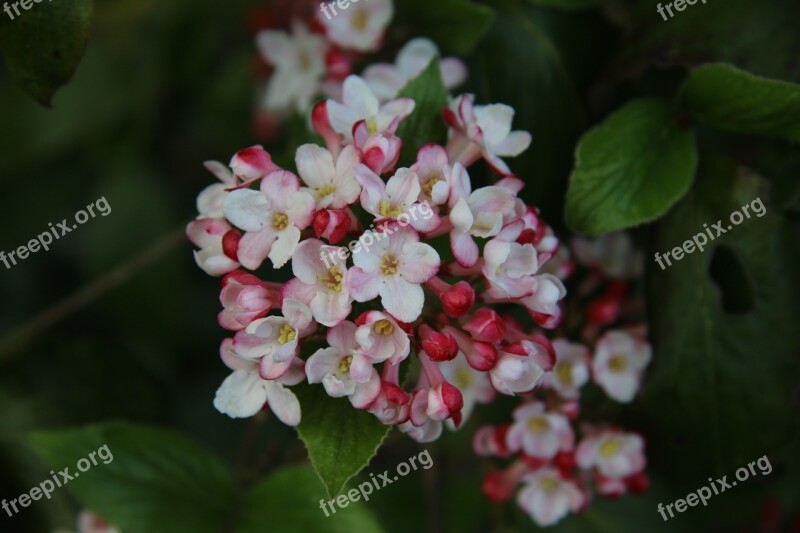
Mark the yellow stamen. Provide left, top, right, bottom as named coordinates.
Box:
left=273, top=212, right=289, bottom=230
left=539, top=477, right=559, bottom=492
left=351, top=11, right=368, bottom=30
left=455, top=367, right=473, bottom=389
left=320, top=267, right=343, bottom=292
left=527, top=417, right=550, bottom=433
left=278, top=323, right=297, bottom=345
left=378, top=200, right=403, bottom=218
left=555, top=362, right=573, bottom=387
left=339, top=355, right=353, bottom=374
left=599, top=439, right=620, bottom=458
left=422, top=177, right=442, bottom=198
left=374, top=319, right=394, bottom=335
left=317, top=184, right=336, bottom=198
left=380, top=254, right=399, bottom=276
left=608, top=354, right=628, bottom=372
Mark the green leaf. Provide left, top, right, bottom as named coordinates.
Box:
left=565, top=98, right=697, bottom=235
left=679, top=63, right=800, bottom=142
left=644, top=156, right=800, bottom=478
left=0, top=0, right=94, bottom=106
left=295, top=384, right=391, bottom=498
left=525, top=0, right=599, bottom=11
left=28, top=423, right=235, bottom=533
left=395, top=58, right=449, bottom=165
left=394, top=0, right=493, bottom=55
left=239, top=465, right=384, bottom=533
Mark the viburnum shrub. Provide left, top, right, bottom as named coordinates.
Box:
left=186, top=3, right=654, bottom=526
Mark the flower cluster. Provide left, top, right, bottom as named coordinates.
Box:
left=249, top=0, right=466, bottom=134
left=471, top=233, right=653, bottom=527
left=188, top=63, right=563, bottom=434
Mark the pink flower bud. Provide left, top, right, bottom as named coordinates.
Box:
left=427, top=277, right=475, bottom=318
left=230, top=145, right=279, bottom=181
left=463, top=307, right=506, bottom=343
left=420, top=326, right=458, bottom=362
left=222, top=229, right=241, bottom=261
left=313, top=209, right=350, bottom=244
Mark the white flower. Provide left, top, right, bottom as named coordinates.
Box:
left=363, top=38, right=467, bottom=101
left=296, top=144, right=361, bottom=210
left=448, top=163, right=517, bottom=267
left=505, top=402, right=574, bottom=459
left=346, top=226, right=440, bottom=322
left=283, top=239, right=353, bottom=327
left=355, top=165, right=439, bottom=232
left=327, top=75, right=415, bottom=141
left=490, top=340, right=554, bottom=395
left=439, top=354, right=494, bottom=427
left=445, top=94, right=532, bottom=175
left=546, top=339, right=591, bottom=400
left=592, top=330, right=651, bottom=403
left=214, top=339, right=304, bottom=425
left=186, top=218, right=239, bottom=276
left=318, top=0, right=393, bottom=52
left=576, top=430, right=646, bottom=479
left=306, top=321, right=381, bottom=409
left=232, top=299, right=315, bottom=366
left=483, top=238, right=539, bottom=299
left=256, top=21, right=327, bottom=113
left=517, top=468, right=585, bottom=527
left=223, top=170, right=315, bottom=269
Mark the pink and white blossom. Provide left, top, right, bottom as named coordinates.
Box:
left=327, top=75, right=414, bottom=140
left=439, top=353, right=495, bottom=427
left=483, top=238, right=539, bottom=299
left=223, top=170, right=315, bottom=269
left=506, top=402, right=574, bottom=459
left=546, top=339, right=590, bottom=400
left=355, top=165, right=439, bottom=232
left=363, top=38, right=467, bottom=101
left=296, top=144, right=361, bottom=209
left=576, top=430, right=646, bottom=479
left=354, top=310, right=410, bottom=365
left=318, top=0, right=393, bottom=52
left=187, top=218, right=240, bottom=276
left=283, top=239, right=353, bottom=327
left=410, top=144, right=453, bottom=207
left=306, top=321, right=381, bottom=408
left=347, top=227, right=439, bottom=322
left=444, top=94, right=532, bottom=175
left=490, top=339, right=555, bottom=395
left=219, top=270, right=280, bottom=331
left=214, top=339, right=304, bottom=425
left=517, top=468, right=585, bottom=527
left=256, top=21, right=327, bottom=113
left=592, top=330, right=652, bottom=403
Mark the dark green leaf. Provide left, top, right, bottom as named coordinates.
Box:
left=679, top=63, right=800, bottom=142
left=644, top=156, right=800, bottom=478
left=394, top=0, right=493, bottom=55
left=395, top=58, right=449, bottom=165
left=28, top=423, right=235, bottom=533
left=238, top=465, right=384, bottom=532
left=476, top=1, right=615, bottom=225
left=0, top=0, right=93, bottom=106
left=295, top=384, right=391, bottom=497
left=565, top=98, right=697, bottom=234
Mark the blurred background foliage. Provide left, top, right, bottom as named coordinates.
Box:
left=1, top=0, right=799, bottom=531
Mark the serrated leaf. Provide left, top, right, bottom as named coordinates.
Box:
left=644, top=156, right=800, bottom=478
left=0, top=0, right=93, bottom=106
left=395, top=58, right=449, bottom=165
left=394, top=0, right=493, bottom=55
left=28, top=423, right=235, bottom=533
left=565, top=98, right=697, bottom=235
left=239, top=465, right=384, bottom=533
left=679, top=63, right=800, bottom=142
left=295, top=383, right=391, bottom=497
